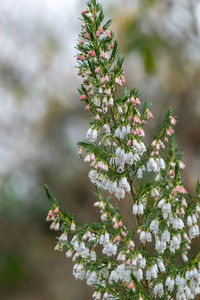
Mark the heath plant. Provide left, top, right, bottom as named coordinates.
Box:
left=45, top=0, right=200, bottom=299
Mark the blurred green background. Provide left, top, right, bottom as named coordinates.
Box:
left=0, top=0, right=200, bottom=299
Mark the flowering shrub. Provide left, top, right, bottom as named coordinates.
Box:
left=45, top=0, right=200, bottom=299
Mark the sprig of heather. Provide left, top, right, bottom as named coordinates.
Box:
left=45, top=0, right=200, bottom=299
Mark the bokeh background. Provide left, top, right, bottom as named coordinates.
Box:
left=0, top=0, right=200, bottom=299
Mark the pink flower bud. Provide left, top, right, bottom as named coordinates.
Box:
left=79, top=55, right=85, bottom=61
left=121, top=75, right=125, bottom=83
left=96, top=114, right=100, bottom=120
left=100, top=27, right=104, bottom=34
left=54, top=208, right=59, bottom=214
left=170, top=116, right=177, bottom=126
left=107, top=30, right=111, bottom=38
left=164, top=137, right=169, bottom=143
left=85, top=33, right=90, bottom=39
left=80, top=94, right=86, bottom=101
left=95, top=67, right=100, bottom=73
left=126, top=259, right=131, bottom=265
left=78, top=147, right=83, bottom=157
left=91, top=51, right=96, bottom=57
left=118, top=221, right=123, bottom=227
left=90, top=153, right=95, bottom=161
left=90, top=161, right=95, bottom=167
left=48, top=210, right=53, bottom=217
left=127, top=140, right=132, bottom=147
left=179, top=161, right=185, bottom=169
left=115, top=77, right=122, bottom=86
left=104, top=52, right=109, bottom=60
left=85, top=105, right=90, bottom=111
left=100, top=51, right=105, bottom=58
left=106, top=88, right=111, bottom=95
left=114, top=236, right=121, bottom=243
left=81, top=10, right=87, bottom=15
left=128, top=116, right=132, bottom=121
left=96, top=31, right=100, bottom=37
left=128, top=282, right=135, bottom=289
left=169, top=169, right=175, bottom=176
left=135, top=97, right=141, bottom=105
left=111, top=42, right=114, bottom=49
left=113, top=223, right=119, bottom=229
left=104, top=75, right=109, bottom=82
left=121, top=231, right=126, bottom=237
left=181, top=187, right=187, bottom=194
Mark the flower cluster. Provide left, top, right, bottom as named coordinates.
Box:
left=45, top=0, right=200, bottom=299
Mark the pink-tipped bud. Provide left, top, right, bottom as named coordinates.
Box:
left=121, top=231, right=126, bottom=237
left=113, top=223, right=119, bottom=229
left=128, top=282, right=135, bottom=289
left=96, top=31, right=100, bottom=37
left=129, top=240, right=135, bottom=249
left=85, top=33, right=90, bottom=39
left=111, top=42, right=115, bottom=49
left=100, top=27, right=104, bottom=34
left=129, top=116, right=133, bottom=121
left=118, top=221, right=123, bottom=227
left=90, top=153, right=95, bottom=161
left=169, top=169, right=175, bottom=176
left=179, top=161, right=185, bottom=169
left=147, top=111, right=153, bottom=120
left=170, top=116, right=177, bottom=126
left=106, top=88, right=111, bottom=96
left=164, top=137, right=169, bottom=143
left=80, top=94, right=86, bottom=101
left=96, top=114, right=100, bottom=121
left=79, top=55, right=85, bottom=61
left=48, top=210, right=53, bottom=217
left=91, top=51, right=96, bottom=57
left=85, top=105, right=90, bottom=111
left=135, top=97, right=141, bottom=105
left=104, top=75, right=109, bottom=82
left=121, top=75, right=125, bottom=83
left=115, top=77, right=122, bottom=86
left=127, top=140, right=132, bottom=147
left=54, top=208, right=59, bottom=214
left=78, top=147, right=83, bottom=158
left=181, top=187, right=187, bottom=194
left=107, top=30, right=111, bottom=38
left=95, top=67, right=100, bottom=73
left=114, top=236, right=121, bottom=243
left=100, top=51, right=105, bottom=58
left=81, top=10, right=87, bottom=15
left=126, top=259, right=131, bottom=265
left=104, top=52, right=109, bottom=60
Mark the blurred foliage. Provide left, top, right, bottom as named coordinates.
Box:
left=0, top=252, right=27, bottom=289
